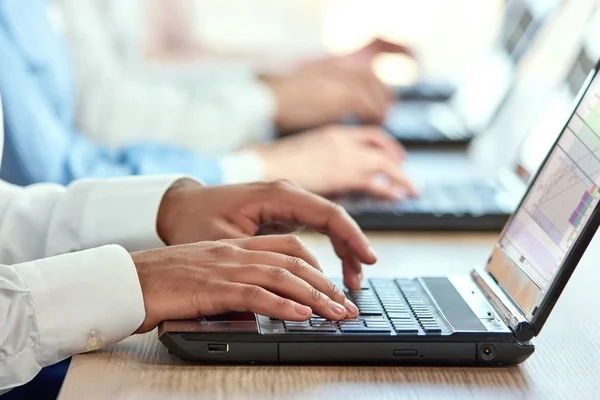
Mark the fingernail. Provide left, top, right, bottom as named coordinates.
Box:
left=295, top=304, right=312, bottom=318
left=367, top=245, right=377, bottom=260
left=344, top=299, right=359, bottom=316
left=329, top=299, right=346, bottom=316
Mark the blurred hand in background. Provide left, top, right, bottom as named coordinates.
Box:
left=248, top=125, right=418, bottom=200
left=263, top=39, right=415, bottom=134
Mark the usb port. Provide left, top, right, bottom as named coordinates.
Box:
left=207, top=343, right=229, bottom=353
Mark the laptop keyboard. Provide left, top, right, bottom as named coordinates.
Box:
left=268, top=279, right=444, bottom=335
left=340, top=181, right=500, bottom=216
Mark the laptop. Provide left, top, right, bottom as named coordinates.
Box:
left=392, top=0, right=538, bottom=102
left=159, top=59, right=600, bottom=365
left=520, top=10, right=600, bottom=174
left=384, top=0, right=561, bottom=148
left=339, top=9, right=597, bottom=232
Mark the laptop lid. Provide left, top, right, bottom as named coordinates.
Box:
left=499, top=0, right=554, bottom=63
left=465, top=0, right=585, bottom=181
left=519, top=8, right=600, bottom=176
left=449, top=0, right=562, bottom=133
left=485, top=59, right=600, bottom=336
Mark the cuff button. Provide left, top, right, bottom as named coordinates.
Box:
left=84, top=330, right=103, bottom=351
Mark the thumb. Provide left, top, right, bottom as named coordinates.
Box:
left=355, top=38, right=414, bottom=58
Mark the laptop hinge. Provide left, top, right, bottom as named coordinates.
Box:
left=470, top=269, right=535, bottom=342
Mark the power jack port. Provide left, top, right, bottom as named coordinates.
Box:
left=481, top=345, right=494, bottom=361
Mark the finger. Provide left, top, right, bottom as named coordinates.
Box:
left=224, top=240, right=357, bottom=317
left=255, top=222, right=300, bottom=236
left=255, top=181, right=377, bottom=266
left=355, top=126, right=405, bottom=161
left=361, top=151, right=418, bottom=196
left=342, top=256, right=364, bottom=291
left=348, top=72, right=388, bottom=124
left=374, top=158, right=419, bottom=196
left=362, top=71, right=392, bottom=123
left=358, top=38, right=415, bottom=58
left=342, top=74, right=383, bottom=123
left=359, top=176, right=407, bottom=201
left=233, top=235, right=323, bottom=273
left=234, top=264, right=356, bottom=320
left=330, top=235, right=364, bottom=291
left=215, top=283, right=313, bottom=321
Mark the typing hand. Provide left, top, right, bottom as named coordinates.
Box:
left=157, top=177, right=380, bottom=290
left=131, top=237, right=359, bottom=333
left=251, top=125, right=417, bottom=199
left=266, top=38, right=414, bottom=132
left=264, top=66, right=393, bottom=132
left=303, top=38, right=415, bottom=73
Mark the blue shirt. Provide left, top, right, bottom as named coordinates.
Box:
left=0, top=0, right=223, bottom=186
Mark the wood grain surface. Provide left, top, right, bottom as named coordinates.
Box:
left=58, top=232, right=600, bottom=400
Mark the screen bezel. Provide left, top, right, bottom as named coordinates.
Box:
left=485, top=59, right=600, bottom=336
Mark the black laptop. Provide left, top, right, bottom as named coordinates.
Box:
left=384, top=0, right=560, bottom=148
left=340, top=13, right=599, bottom=232
left=159, top=58, right=600, bottom=366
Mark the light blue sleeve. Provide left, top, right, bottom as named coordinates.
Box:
left=0, top=25, right=223, bottom=186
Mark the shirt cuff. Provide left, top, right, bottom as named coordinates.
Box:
left=12, top=245, right=145, bottom=366
left=46, top=175, right=194, bottom=255
left=219, top=151, right=266, bottom=184
left=245, top=80, right=277, bottom=142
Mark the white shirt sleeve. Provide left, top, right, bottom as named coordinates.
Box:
left=219, top=150, right=267, bottom=184
left=0, top=175, right=184, bottom=264
left=0, top=174, right=188, bottom=393
left=0, top=246, right=145, bottom=394
left=55, top=0, right=276, bottom=156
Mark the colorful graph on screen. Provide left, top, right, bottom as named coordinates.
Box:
left=499, top=73, right=600, bottom=290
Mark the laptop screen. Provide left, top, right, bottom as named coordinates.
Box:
left=486, top=61, right=600, bottom=330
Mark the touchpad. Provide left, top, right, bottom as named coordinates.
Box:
left=421, top=277, right=486, bottom=331
left=160, top=313, right=259, bottom=334
left=202, top=312, right=256, bottom=322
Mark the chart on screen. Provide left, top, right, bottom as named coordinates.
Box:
left=500, top=75, right=600, bottom=290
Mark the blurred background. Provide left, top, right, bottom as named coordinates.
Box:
left=2, top=0, right=599, bottom=231
left=141, top=0, right=503, bottom=84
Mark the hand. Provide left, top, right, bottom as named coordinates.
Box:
left=251, top=125, right=418, bottom=199
left=265, top=39, right=413, bottom=133
left=263, top=67, right=392, bottom=133
left=132, top=236, right=360, bottom=333
left=156, top=179, right=377, bottom=289
left=299, top=38, right=414, bottom=74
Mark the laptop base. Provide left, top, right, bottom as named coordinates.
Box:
left=159, top=328, right=534, bottom=366
left=159, top=276, right=535, bottom=366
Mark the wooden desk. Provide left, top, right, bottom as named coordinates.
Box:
left=58, top=232, right=600, bottom=400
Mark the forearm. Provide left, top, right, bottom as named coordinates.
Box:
left=59, top=0, right=276, bottom=155
left=74, top=68, right=276, bottom=155
left=0, top=173, right=185, bottom=265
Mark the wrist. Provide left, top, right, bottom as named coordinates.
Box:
left=156, top=179, right=199, bottom=245
left=130, top=250, right=155, bottom=334
left=260, top=75, right=289, bottom=133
